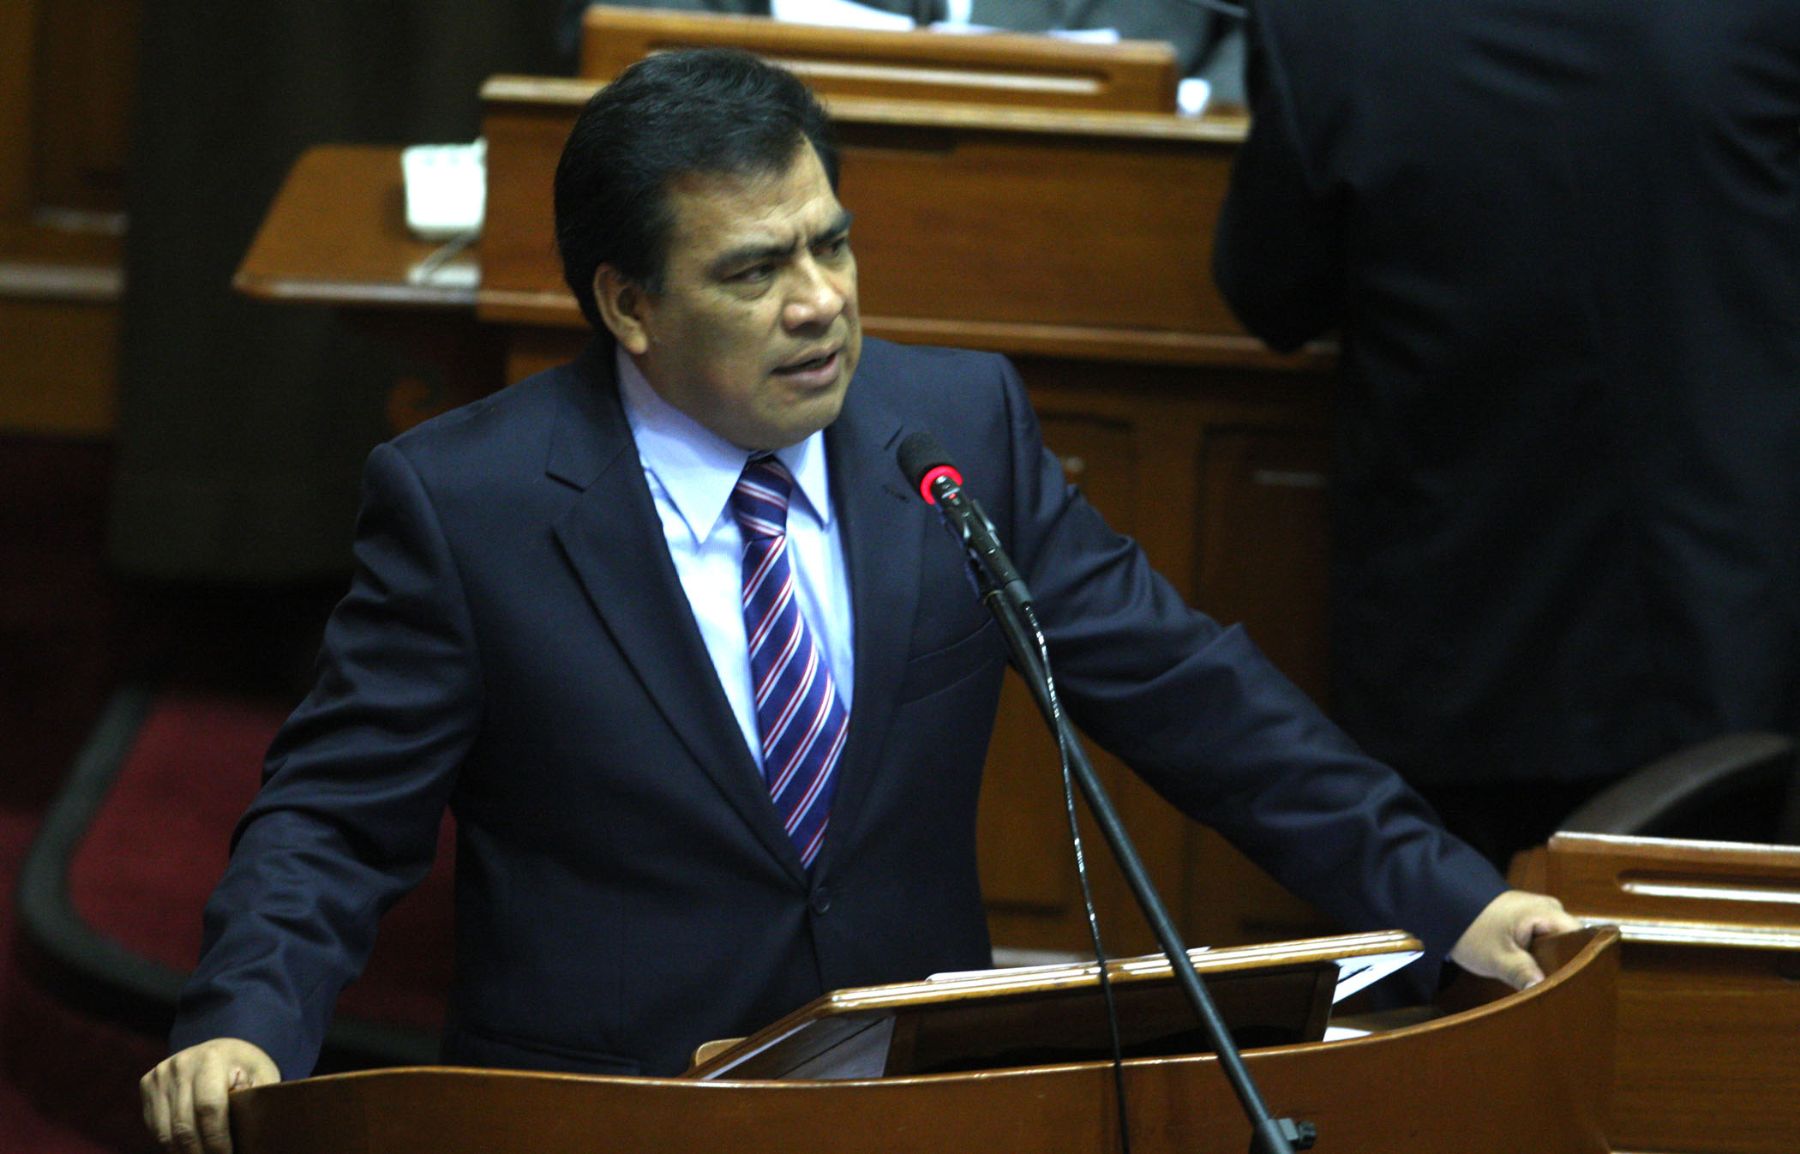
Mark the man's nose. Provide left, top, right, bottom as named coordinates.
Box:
left=783, top=257, right=846, bottom=330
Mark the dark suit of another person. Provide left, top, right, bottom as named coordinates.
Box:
left=169, top=335, right=1503, bottom=1079
left=1215, top=1, right=1800, bottom=862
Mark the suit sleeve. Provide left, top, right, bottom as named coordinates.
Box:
left=1213, top=3, right=1346, bottom=352
left=168, top=442, right=482, bottom=1078
left=989, top=359, right=1503, bottom=975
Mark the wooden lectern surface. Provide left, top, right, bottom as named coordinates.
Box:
left=1523, top=833, right=1800, bottom=1154
left=228, top=929, right=1618, bottom=1154
left=686, top=931, right=1420, bottom=1080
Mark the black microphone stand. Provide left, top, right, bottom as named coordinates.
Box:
left=972, top=546, right=1315, bottom=1154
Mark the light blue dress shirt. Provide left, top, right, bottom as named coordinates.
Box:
left=615, top=347, right=856, bottom=769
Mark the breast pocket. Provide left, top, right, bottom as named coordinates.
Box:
left=894, top=618, right=1006, bottom=703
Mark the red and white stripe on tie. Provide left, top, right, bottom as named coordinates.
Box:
left=730, top=456, right=847, bottom=868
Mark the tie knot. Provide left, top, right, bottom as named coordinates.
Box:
left=731, top=455, right=794, bottom=540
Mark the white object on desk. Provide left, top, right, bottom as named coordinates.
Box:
left=401, top=139, right=486, bottom=242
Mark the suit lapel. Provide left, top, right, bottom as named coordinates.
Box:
left=545, top=346, right=806, bottom=879
left=814, top=365, right=930, bottom=871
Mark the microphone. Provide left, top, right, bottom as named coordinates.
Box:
left=896, top=432, right=1033, bottom=609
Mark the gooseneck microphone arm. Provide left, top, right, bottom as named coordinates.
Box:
left=896, top=432, right=1314, bottom=1154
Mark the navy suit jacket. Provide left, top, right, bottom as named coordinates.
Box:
left=172, top=337, right=1503, bottom=1078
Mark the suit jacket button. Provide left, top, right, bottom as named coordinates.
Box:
left=809, top=887, right=832, bottom=914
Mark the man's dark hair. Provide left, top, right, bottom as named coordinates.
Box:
left=554, top=48, right=840, bottom=333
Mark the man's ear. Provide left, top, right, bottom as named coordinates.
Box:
left=594, top=265, right=652, bottom=355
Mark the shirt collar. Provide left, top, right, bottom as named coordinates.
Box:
left=615, top=346, right=833, bottom=545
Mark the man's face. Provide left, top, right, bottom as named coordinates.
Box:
left=601, top=143, right=861, bottom=451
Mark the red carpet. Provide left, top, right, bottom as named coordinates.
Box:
left=2, top=690, right=456, bottom=1153
left=64, top=691, right=455, bottom=1029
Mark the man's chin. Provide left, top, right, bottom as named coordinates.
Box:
left=743, top=386, right=849, bottom=451
left=790, top=392, right=850, bottom=445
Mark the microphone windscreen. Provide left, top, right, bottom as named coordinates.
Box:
left=896, top=432, right=963, bottom=505
left=897, top=431, right=949, bottom=486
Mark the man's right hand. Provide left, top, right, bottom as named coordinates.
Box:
left=141, top=1038, right=280, bottom=1154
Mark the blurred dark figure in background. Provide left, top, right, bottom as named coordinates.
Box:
left=1215, top=2, right=1800, bottom=865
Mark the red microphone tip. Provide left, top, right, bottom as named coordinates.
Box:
left=917, top=464, right=962, bottom=506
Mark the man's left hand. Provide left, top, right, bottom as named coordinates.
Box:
left=1449, top=889, right=1584, bottom=989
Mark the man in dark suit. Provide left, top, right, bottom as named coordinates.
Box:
left=143, top=48, right=1573, bottom=1154
left=1215, top=2, right=1800, bottom=865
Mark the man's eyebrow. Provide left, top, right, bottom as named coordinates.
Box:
left=818, top=209, right=854, bottom=241
left=710, top=211, right=854, bottom=277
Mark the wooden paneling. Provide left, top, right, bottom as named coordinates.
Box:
left=473, top=79, right=588, bottom=329
left=1611, top=943, right=1800, bottom=1153
left=0, top=3, right=42, bottom=223
left=1195, top=429, right=1330, bottom=704
left=978, top=408, right=1144, bottom=952
left=973, top=364, right=1336, bottom=955
left=0, top=0, right=135, bottom=240
left=0, top=290, right=119, bottom=435
left=0, top=0, right=136, bottom=437
left=1533, top=833, right=1800, bottom=1153
left=31, top=0, right=137, bottom=223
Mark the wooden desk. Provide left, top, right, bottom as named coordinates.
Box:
left=237, top=89, right=1341, bottom=958
left=578, top=7, right=1181, bottom=113
left=234, top=144, right=503, bottom=431
left=236, top=145, right=477, bottom=309
left=1518, top=833, right=1800, bottom=1154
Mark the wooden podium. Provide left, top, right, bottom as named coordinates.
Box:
left=1518, top=833, right=1800, bottom=1154
left=227, top=929, right=1618, bottom=1154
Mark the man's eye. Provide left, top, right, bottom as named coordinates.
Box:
left=817, top=236, right=850, bottom=259
left=731, top=263, right=775, bottom=283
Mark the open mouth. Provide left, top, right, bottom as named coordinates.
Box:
left=774, top=349, right=838, bottom=376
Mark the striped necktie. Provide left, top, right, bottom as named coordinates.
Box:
left=729, top=455, right=848, bottom=868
